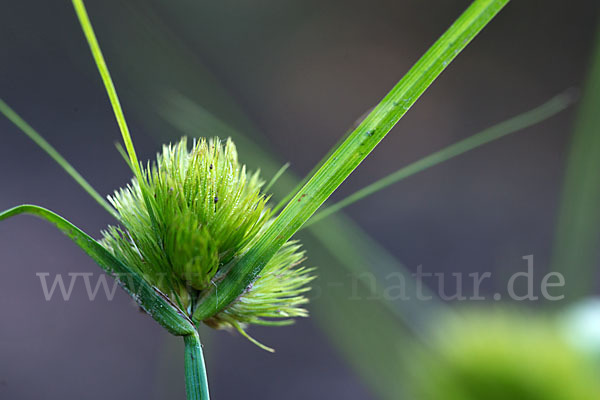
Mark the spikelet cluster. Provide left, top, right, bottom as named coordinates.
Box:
left=101, top=137, right=314, bottom=340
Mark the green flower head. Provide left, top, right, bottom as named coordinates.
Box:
left=101, top=137, right=315, bottom=348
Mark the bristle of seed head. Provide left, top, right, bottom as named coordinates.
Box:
left=100, top=137, right=314, bottom=348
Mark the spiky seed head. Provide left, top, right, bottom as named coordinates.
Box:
left=101, top=137, right=314, bottom=347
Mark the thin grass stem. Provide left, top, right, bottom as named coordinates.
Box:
left=0, top=99, right=118, bottom=219
left=71, top=0, right=142, bottom=180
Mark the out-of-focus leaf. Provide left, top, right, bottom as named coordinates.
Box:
left=306, top=92, right=574, bottom=227
left=552, top=26, right=600, bottom=299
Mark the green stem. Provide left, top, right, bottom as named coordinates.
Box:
left=184, top=331, right=210, bottom=400
left=193, top=0, right=509, bottom=322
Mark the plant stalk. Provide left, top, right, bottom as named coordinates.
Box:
left=184, top=331, right=210, bottom=400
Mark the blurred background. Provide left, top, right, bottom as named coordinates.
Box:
left=1, top=1, right=599, bottom=399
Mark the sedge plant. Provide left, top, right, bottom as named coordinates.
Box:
left=0, top=0, right=513, bottom=398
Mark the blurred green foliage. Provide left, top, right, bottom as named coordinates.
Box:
left=409, top=308, right=600, bottom=400
left=552, top=25, right=600, bottom=300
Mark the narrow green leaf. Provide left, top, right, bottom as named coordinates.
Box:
left=305, top=91, right=575, bottom=227
left=552, top=24, right=600, bottom=299
left=264, top=162, right=290, bottom=193
left=313, top=259, right=410, bottom=400
left=71, top=0, right=170, bottom=289
left=114, top=141, right=133, bottom=169
left=193, top=0, right=509, bottom=322
left=0, top=99, right=118, bottom=219
left=71, top=0, right=142, bottom=180
left=0, top=204, right=195, bottom=336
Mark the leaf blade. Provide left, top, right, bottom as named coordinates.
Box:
left=0, top=204, right=195, bottom=336
left=193, top=0, right=510, bottom=322
left=305, top=90, right=575, bottom=226
left=71, top=0, right=142, bottom=179
left=552, top=26, right=600, bottom=298
left=0, top=98, right=117, bottom=219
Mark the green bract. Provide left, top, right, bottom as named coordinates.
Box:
left=101, top=137, right=315, bottom=341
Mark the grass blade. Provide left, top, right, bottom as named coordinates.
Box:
left=0, top=204, right=195, bottom=336
left=305, top=91, right=575, bottom=227
left=71, top=0, right=142, bottom=180
left=313, top=258, right=411, bottom=400
left=264, top=162, right=290, bottom=192
left=0, top=99, right=118, bottom=219
left=551, top=25, right=600, bottom=299
left=193, top=0, right=509, bottom=322
left=71, top=0, right=172, bottom=286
